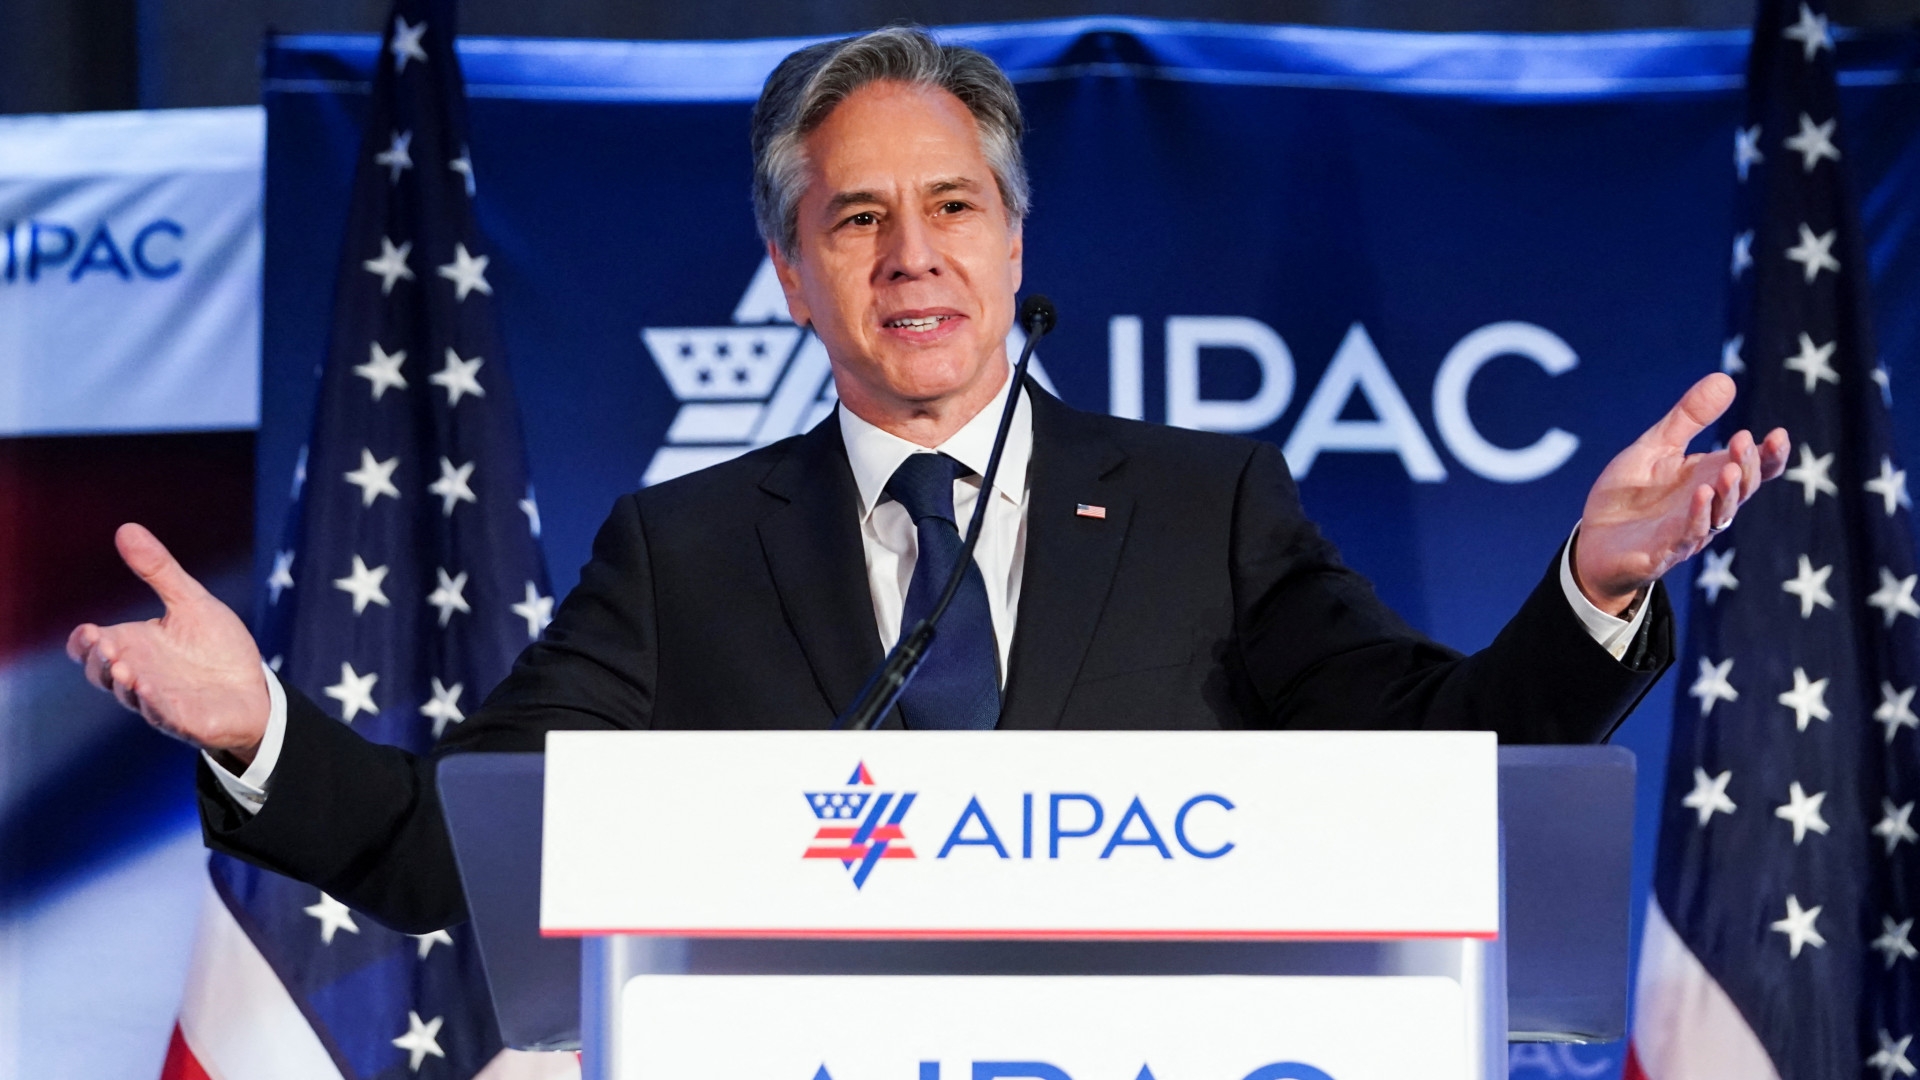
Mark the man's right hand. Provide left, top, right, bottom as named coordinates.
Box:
left=67, top=523, right=270, bottom=766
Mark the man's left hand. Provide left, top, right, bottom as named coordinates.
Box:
left=1574, top=372, right=1790, bottom=616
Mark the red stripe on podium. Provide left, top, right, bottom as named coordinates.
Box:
left=541, top=926, right=1501, bottom=941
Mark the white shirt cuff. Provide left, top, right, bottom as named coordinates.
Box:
left=1560, top=525, right=1651, bottom=662
left=202, top=661, right=287, bottom=816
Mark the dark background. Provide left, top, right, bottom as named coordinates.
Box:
left=7, top=0, right=1920, bottom=116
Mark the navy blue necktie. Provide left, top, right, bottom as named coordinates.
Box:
left=885, top=452, right=1002, bottom=730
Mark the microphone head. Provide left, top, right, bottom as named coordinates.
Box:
left=1018, top=294, right=1057, bottom=339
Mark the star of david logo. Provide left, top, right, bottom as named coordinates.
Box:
left=802, top=761, right=916, bottom=889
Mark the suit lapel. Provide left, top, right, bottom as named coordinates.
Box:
left=756, top=416, right=886, bottom=721
left=999, top=386, right=1131, bottom=730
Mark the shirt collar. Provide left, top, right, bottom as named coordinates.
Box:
left=838, top=375, right=1032, bottom=521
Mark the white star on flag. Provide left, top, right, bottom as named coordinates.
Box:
left=436, top=242, right=492, bottom=301
left=303, top=892, right=360, bottom=945
left=362, top=236, right=414, bottom=295
left=1783, top=112, right=1841, bottom=171
left=426, top=567, right=471, bottom=627
left=412, top=928, right=454, bottom=959
left=392, top=1010, right=446, bottom=1072
left=1770, top=893, right=1826, bottom=958
left=389, top=16, right=428, bottom=73
left=511, top=580, right=554, bottom=639
left=333, top=555, right=392, bottom=615
left=1869, top=1030, right=1917, bottom=1080
left=1774, top=780, right=1830, bottom=844
left=1783, top=332, right=1839, bottom=393
left=1720, top=334, right=1746, bottom=374
left=1865, top=456, right=1912, bottom=516
left=1784, top=445, right=1838, bottom=505
left=1874, top=917, right=1920, bottom=969
left=430, top=348, right=486, bottom=406
left=1778, top=666, right=1833, bottom=731
left=355, top=343, right=408, bottom=400
left=374, top=129, right=413, bottom=184
left=1784, top=223, right=1840, bottom=283
left=420, top=677, right=465, bottom=739
left=1689, top=656, right=1739, bottom=715
left=1731, top=230, right=1755, bottom=278
left=1682, top=767, right=1737, bottom=827
left=267, top=549, right=296, bottom=604
left=449, top=147, right=475, bottom=197
left=1735, top=125, right=1764, bottom=181
left=1875, top=799, right=1919, bottom=855
left=428, top=457, right=478, bottom=516
left=519, top=487, right=542, bottom=538
left=344, top=448, right=402, bottom=507
left=1876, top=362, right=1895, bottom=405
left=1781, top=553, right=1836, bottom=617
left=1879, top=682, right=1920, bottom=743
left=1695, top=547, right=1738, bottom=604
left=1782, top=2, right=1833, bottom=61
left=1867, top=568, right=1920, bottom=627
left=323, top=661, right=380, bottom=723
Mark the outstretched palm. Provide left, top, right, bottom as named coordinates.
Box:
left=67, top=523, right=269, bottom=760
left=1574, top=373, right=1790, bottom=614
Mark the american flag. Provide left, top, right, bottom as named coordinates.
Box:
left=1628, top=2, right=1920, bottom=1079
left=161, top=1, right=567, bottom=1077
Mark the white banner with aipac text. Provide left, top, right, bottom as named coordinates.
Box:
left=0, top=107, right=261, bottom=436
left=620, top=974, right=1468, bottom=1080
left=542, top=730, right=1499, bottom=939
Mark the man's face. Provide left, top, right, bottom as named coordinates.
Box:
left=774, top=80, right=1023, bottom=425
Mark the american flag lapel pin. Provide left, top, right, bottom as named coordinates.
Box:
left=1075, top=503, right=1107, bottom=519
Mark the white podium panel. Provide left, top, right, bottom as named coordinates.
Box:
left=543, top=730, right=1498, bottom=939
left=618, top=974, right=1468, bottom=1080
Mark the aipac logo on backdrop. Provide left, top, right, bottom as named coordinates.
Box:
left=639, top=257, right=1055, bottom=487
left=803, top=761, right=917, bottom=890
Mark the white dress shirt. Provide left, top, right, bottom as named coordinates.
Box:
left=838, top=375, right=1032, bottom=682
left=207, top=380, right=1646, bottom=813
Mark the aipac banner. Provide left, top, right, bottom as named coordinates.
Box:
left=0, top=106, right=263, bottom=1078
left=623, top=975, right=1468, bottom=1080
left=258, top=20, right=1920, bottom=1078
left=0, top=108, right=262, bottom=436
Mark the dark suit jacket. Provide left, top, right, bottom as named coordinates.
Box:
left=200, top=384, right=1672, bottom=933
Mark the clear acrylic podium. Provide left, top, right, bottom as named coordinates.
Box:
left=438, top=735, right=1633, bottom=1080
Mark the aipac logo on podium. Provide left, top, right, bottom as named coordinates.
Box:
left=803, top=761, right=917, bottom=889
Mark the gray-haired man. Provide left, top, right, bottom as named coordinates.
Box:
left=71, top=27, right=1787, bottom=933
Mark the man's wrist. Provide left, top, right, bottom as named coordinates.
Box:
left=1568, top=527, right=1644, bottom=617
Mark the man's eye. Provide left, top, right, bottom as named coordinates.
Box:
left=940, top=201, right=970, bottom=215
left=846, top=211, right=877, bottom=227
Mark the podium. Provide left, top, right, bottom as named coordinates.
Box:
left=438, top=733, right=1634, bottom=1080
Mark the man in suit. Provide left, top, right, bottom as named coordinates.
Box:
left=69, top=27, right=1789, bottom=934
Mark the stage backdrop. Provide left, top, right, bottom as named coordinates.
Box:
left=261, top=20, right=1920, bottom=1078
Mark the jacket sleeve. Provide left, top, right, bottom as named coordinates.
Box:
left=198, top=493, right=660, bottom=933
left=1228, top=440, right=1672, bottom=743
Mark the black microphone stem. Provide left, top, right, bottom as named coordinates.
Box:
left=836, top=297, right=1056, bottom=731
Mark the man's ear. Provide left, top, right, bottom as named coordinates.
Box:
left=1008, top=223, right=1024, bottom=296
left=769, top=241, right=811, bottom=328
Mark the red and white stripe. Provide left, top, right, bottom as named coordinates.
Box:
left=161, top=874, right=577, bottom=1080
left=1625, top=898, right=1780, bottom=1080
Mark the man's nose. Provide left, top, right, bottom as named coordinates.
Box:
left=881, top=212, right=941, bottom=280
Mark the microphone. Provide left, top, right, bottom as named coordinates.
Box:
left=836, top=295, right=1058, bottom=731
